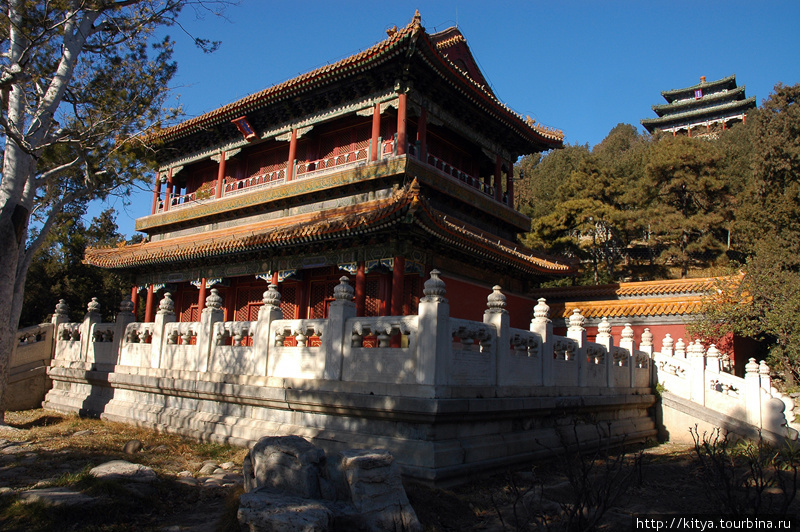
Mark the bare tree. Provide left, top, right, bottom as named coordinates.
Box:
left=0, top=0, right=225, bottom=423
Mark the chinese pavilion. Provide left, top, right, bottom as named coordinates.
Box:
left=85, top=12, right=574, bottom=330
left=641, top=75, right=756, bottom=138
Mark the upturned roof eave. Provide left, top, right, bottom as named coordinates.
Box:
left=660, top=74, right=738, bottom=102
left=85, top=181, right=574, bottom=277
left=650, top=85, right=748, bottom=116
left=149, top=16, right=563, bottom=151
left=641, top=97, right=756, bottom=129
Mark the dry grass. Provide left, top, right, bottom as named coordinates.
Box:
left=3, top=410, right=797, bottom=531
left=0, top=409, right=247, bottom=531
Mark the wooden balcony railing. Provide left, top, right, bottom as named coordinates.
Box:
left=154, top=138, right=508, bottom=213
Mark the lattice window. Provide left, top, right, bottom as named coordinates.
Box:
left=309, top=281, right=336, bottom=319
left=320, top=132, right=338, bottom=160
left=403, top=275, right=421, bottom=315
left=280, top=284, right=297, bottom=319
left=179, top=292, right=199, bottom=323
left=245, top=146, right=287, bottom=180
left=364, top=278, right=382, bottom=317
left=235, top=287, right=264, bottom=321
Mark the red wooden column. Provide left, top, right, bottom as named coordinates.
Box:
left=130, top=286, right=139, bottom=317
left=355, top=262, right=366, bottom=316
left=197, top=279, right=207, bottom=315
left=370, top=102, right=381, bottom=162
left=417, top=107, right=427, bottom=161
left=396, top=92, right=407, bottom=156
left=390, top=256, right=405, bottom=316
left=286, top=128, right=298, bottom=181
left=144, top=285, right=155, bottom=322
left=215, top=151, right=226, bottom=199
left=163, top=168, right=174, bottom=212
left=150, top=173, right=161, bottom=214
left=271, top=271, right=279, bottom=285
left=390, top=257, right=405, bottom=347
left=494, top=155, right=503, bottom=201
left=506, top=161, right=514, bottom=206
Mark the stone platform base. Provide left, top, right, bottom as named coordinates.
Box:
left=44, top=364, right=657, bottom=484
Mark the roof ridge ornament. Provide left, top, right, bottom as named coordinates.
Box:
left=412, top=9, right=421, bottom=28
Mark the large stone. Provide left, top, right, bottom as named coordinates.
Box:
left=240, top=437, right=421, bottom=532
left=89, top=460, right=158, bottom=483
left=243, top=435, right=326, bottom=499
left=338, top=449, right=421, bottom=532
left=238, top=491, right=334, bottom=532
left=18, top=487, right=94, bottom=507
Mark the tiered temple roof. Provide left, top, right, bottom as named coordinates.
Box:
left=641, top=75, right=756, bottom=136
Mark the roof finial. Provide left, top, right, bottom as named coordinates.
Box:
left=700, top=75, right=706, bottom=84
left=412, top=9, right=421, bottom=27
left=386, top=25, right=397, bottom=37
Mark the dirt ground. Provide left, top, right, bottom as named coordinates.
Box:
left=0, top=409, right=797, bottom=531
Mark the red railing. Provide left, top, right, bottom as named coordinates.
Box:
left=153, top=137, right=510, bottom=213
left=295, top=147, right=369, bottom=179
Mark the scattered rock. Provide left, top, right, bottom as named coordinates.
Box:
left=123, top=439, right=143, bottom=454
left=151, top=444, right=170, bottom=453
left=18, top=487, right=94, bottom=507
left=90, top=460, right=157, bottom=483
left=0, top=487, right=14, bottom=496
left=177, top=471, right=194, bottom=478
left=72, top=429, right=92, bottom=437
left=220, top=461, right=237, bottom=470
left=176, top=477, right=199, bottom=487
left=199, top=462, right=219, bottom=475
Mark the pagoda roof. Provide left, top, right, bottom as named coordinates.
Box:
left=641, top=97, right=756, bottom=131
left=150, top=11, right=562, bottom=153
left=650, top=85, right=749, bottom=117
left=85, top=180, right=575, bottom=277
left=660, top=74, right=738, bottom=104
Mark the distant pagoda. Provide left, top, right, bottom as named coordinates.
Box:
left=641, top=75, right=756, bottom=138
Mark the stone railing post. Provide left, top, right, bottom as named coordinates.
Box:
left=324, top=277, right=357, bottom=381
left=744, top=358, right=762, bottom=427
left=80, top=298, right=102, bottom=361
left=566, top=309, right=586, bottom=387
left=484, top=286, right=510, bottom=386
left=51, top=299, right=70, bottom=358
left=675, top=338, right=686, bottom=358
left=759, top=360, right=771, bottom=393
left=661, top=333, right=674, bottom=358
left=254, top=284, right=282, bottom=376
left=705, top=344, right=721, bottom=374
left=640, top=328, right=654, bottom=385
left=416, top=270, right=450, bottom=386
left=113, top=298, right=136, bottom=364
left=197, top=289, right=224, bottom=372
left=150, top=292, right=177, bottom=369
left=530, top=298, right=552, bottom=385
left=687, top=340, right=706, bottom=405
left=619, top=323, right=636, bottom=388
left=595, top=317, right=614, bottom=388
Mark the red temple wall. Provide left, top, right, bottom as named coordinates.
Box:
left=439, top=275, right=535, bottom=330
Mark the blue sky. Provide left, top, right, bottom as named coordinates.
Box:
left=106, top=0, right=800, bottom=236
